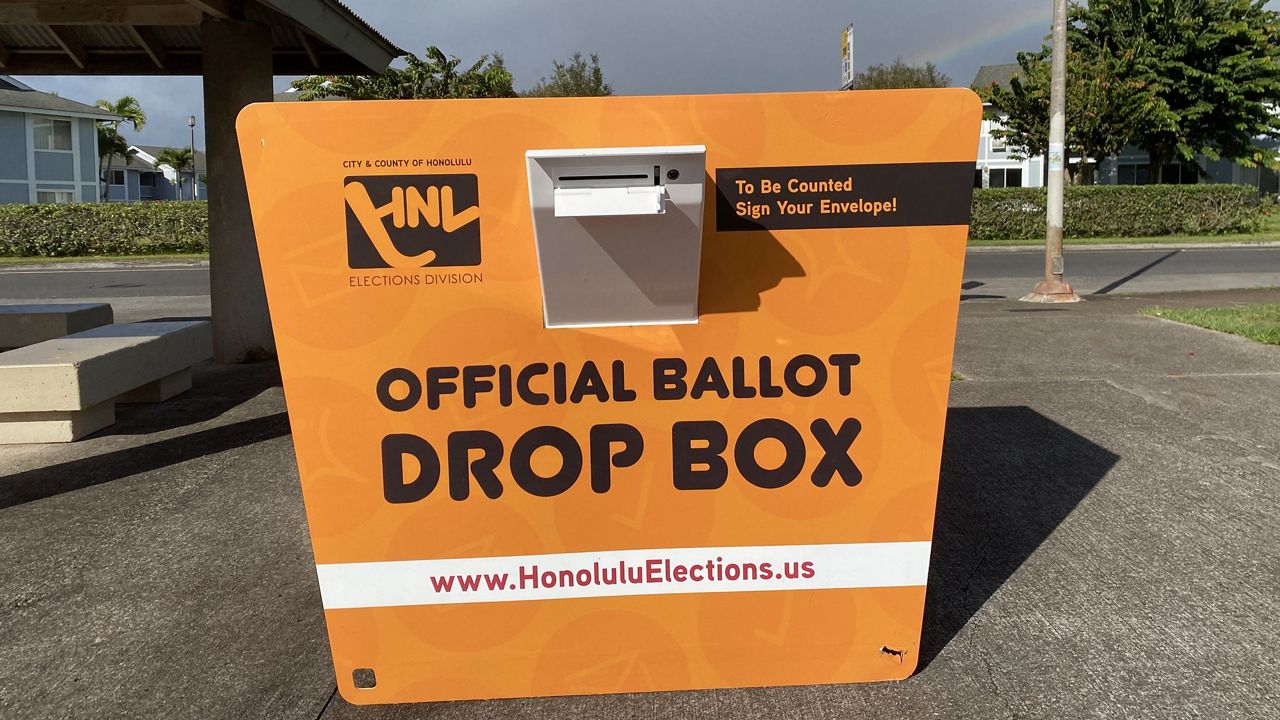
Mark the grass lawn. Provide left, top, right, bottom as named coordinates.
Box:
left=971, top=212, right=1280, bottom=247
left=0, top=253, right=208, bottom=266
left=1142, top=303, right=1280, bottom=345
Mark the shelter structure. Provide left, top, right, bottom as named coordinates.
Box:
left=0, top=0, right=402, bottom=361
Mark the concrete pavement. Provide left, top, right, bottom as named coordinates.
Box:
left=1, top=287, right=1277, bottom=718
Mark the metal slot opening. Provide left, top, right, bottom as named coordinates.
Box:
left=557, top=173, right=649, bottom=182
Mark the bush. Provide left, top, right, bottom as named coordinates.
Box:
left=970, top=184, right=1263, bottom=240
left=0, top=201, right=208, bottom=257
left=0, top=185, right=1267, bottom=257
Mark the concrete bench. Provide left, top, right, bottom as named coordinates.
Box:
left=0, top=303, right=114, bottom=350
left=0, top=321, right=212, bottom=443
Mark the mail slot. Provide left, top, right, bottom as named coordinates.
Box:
left=526, top=145, right=707, bottom=328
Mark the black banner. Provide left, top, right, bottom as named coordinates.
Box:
left=715, top=162, right=975, bottom=232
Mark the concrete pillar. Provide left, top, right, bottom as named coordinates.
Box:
left=202, top=19, right=276, bottom=363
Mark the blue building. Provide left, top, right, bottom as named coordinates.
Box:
left=1097, top=144, right=1280, bottom=192
left=0, top=75, right=119, bottom=204
left=105, top=145, right=208, bottom=202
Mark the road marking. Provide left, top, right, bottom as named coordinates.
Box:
left=0, top=266, right=208, bottom=276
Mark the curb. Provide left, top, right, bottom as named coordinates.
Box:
left=0, top=259, right=210, bottom=272
left=4, top=243, right=1277, bottom=266
left=968, top=241, right=1280, bottom=253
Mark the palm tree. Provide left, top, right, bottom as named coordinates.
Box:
left=97, top=127, right=130, bottom=199
left=155, top=147, right=195, bottom=200
left=94, top=96, right=146, bottom=201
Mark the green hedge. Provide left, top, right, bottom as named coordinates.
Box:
left=0, top=185, right=1267, bottom=257
left=970, top=184, right=1263, bottom=240
left=0, top=201, right=208, bottom=257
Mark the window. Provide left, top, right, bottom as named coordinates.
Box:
left=982, top=168, right=1023, bottom=189
left=110, top=170, right=125, bottom=186
left=1162, top=164, right=1198, bottom=185
left=1116, top=162, right=1197, bottom=185
left=36, top=189, right=75, bottom=204
left=974, top=169, right=984, bottom=188
left=990, top=135, right=1007, bottom=154
left=33, top=118, right=73, bottom=151
left=1261, top=168, right=1279, bottom=194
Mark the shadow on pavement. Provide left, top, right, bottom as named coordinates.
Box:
left=0, top=412, right=291, bottom=510
left=104, top=360, right=282, bottom=436
left=1094, top=250, right=1179, bottom=295
left=960, top=280, right=1006, bottom=301
left=919, top=406, right=1120, bottom=669
left=136, top=316, right=213, bottom=323
left=0, top=362, right=289, bottom=510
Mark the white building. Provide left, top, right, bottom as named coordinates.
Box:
left=972, top=62, right=1278, bottom=191
left=976, top=116, right=1045, bottom=188
left=104, top=145, right=208, bottom=202
left=972, top=64, right=1044, bottom=189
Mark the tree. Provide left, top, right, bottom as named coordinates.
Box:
left=156, top=147, right=195, bottom=201
left=976, top=53, right=1051, bottom=163
left=1067, top=38, right=1161, bottom=184
left=293, top=46, right=515, bottom=100
left=94, top=95, right=146, bottom=201
left=980, top=41, right=1157, bottom=184
left=96, top=127, right=130, bottom=199
left=523, top=52, right=612, bottom=97
left=1074, top=0, right=1280, bottom=183
left=849, top=58, right=950, bottom=90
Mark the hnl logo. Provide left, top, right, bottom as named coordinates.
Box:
left=344, top=174, right=481, bottom=269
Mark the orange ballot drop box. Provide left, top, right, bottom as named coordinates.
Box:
left=237, top=89, right=981, bottom=704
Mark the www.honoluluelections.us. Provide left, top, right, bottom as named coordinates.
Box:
left=428, top=557, right=817, bottom=593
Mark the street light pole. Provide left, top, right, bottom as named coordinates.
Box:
left=1021, top=0, right=1081, bottom=303
left=187, top=114, right=197, bottom=201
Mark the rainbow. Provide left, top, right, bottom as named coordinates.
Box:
left=906, top=4, right=1052, bottom=68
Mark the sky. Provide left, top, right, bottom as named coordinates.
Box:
left=14, top=0, right=1053, bottom=148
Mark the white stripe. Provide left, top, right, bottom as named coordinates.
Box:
left=315, top=541, right=932, bottom=610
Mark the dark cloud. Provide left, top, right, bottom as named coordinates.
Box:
left=360, top=0, right=1049, bottom=94
left=13, top=0, right=1230, bottom=147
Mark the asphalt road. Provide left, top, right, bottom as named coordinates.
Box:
left=962, top=245, right=1280, bottom=298
left=0, top=262, right=210, bottom=299
left=0, top=246, right=1278, bottom=304
left=0, top=262, right=212, bottom=322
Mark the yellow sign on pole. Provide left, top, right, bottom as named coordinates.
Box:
left=238, top=89, right=981, bottom=704
left=841, top=23, right=856, bottom=88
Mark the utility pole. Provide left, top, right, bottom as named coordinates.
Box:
left=1021, top=0, right=1081, bottom=303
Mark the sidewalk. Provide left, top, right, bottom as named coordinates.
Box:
left=1, top=289, right=1277, bottom=719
